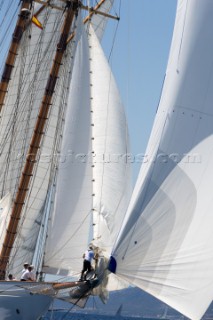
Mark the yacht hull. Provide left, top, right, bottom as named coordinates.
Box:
left=0, top=282, right=52, bottom=320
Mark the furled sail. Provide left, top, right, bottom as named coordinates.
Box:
left=111, top=0, right=213, bottom=319
left=43, top=21, right=131, bottom=276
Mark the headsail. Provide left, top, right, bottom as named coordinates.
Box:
left=89, top=26, right=131, bottom=255
left=43, top=21, right=132, bottom=276
left=43, top=17, right=92, bottom=277
left=111, top=0, right=213, bottom=319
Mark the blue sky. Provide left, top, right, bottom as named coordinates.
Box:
left=102, top=0, right=177, bottom=182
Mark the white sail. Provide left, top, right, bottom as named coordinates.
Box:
left=43, top=21, right=92, bottom=276
left=43, top=23, right=132, bottom=277
left=0, top=3, right=78, bottom=276
left=111, top=1, right=213, bottom=319
left=89, top=26, right=132, bottom=255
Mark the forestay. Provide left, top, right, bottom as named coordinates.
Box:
left=111, top=1, right=213, bottom=319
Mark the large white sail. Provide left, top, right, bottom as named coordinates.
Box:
left=43, top=20, right=92, bottom=277
left=0, top=2, right=78, bottom=276
left=111, top=1, right=213, bottom=319
left=89, top=27, right=132, bottom=255
left=43, top=22, right=132, bottom=277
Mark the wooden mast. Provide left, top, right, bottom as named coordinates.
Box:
left=0, top=0, right=33, bottom=113
left=0, top=0, right=80, bottom=279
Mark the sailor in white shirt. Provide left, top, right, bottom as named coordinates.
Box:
left=20, top=262, right=29, bottom=281
left=21, top=265, right=36, bottom=281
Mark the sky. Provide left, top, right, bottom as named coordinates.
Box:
left=102, top=0, right=177, bottom=183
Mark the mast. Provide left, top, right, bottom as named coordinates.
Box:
left=0, top=0, right=80, bottom=279
left=0, top=0, right=33, bottom=113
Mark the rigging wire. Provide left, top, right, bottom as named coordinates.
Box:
left=108, top=0, right=121, bottom=61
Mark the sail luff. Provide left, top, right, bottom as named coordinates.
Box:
left=0, top=0, right=32, bottom=112
left=0, top=0, right=80, bottom=279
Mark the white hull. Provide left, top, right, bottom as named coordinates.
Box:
left=0, top=282, right=52, bottom=320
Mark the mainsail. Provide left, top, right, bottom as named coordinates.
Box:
left=111, top=0, right=213, bottom=319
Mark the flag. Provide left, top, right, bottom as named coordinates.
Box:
left=32, top=16, right=43, bottom=30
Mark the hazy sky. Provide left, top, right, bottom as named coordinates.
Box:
left=102, top=0, right=177, bottom=182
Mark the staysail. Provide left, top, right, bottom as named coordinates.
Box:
left=111, top=0, right=213, bottom=319
left=43, top=21, right=132, bottom=277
